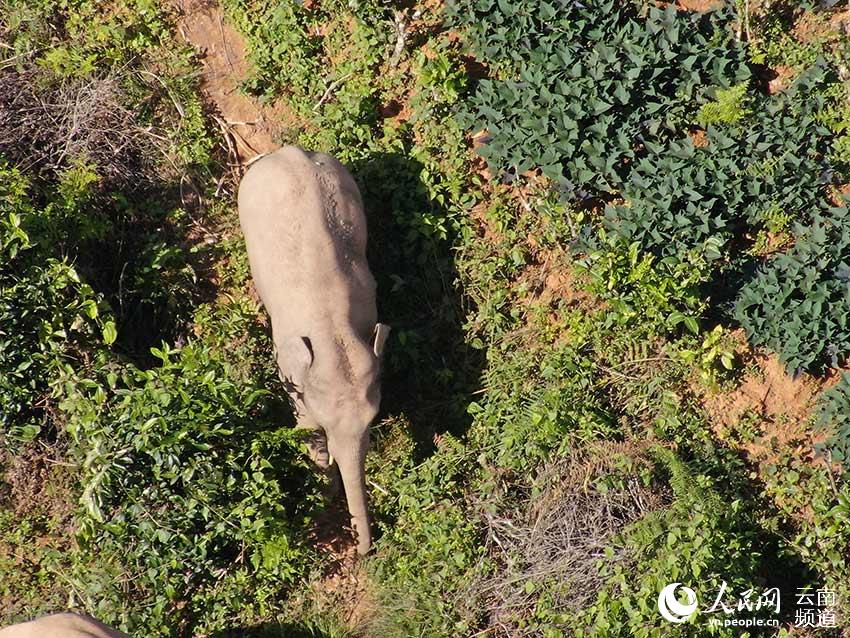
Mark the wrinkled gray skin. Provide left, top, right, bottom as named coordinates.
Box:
left=0, top=613, right=127, bottom=638
left=238, top=145, right=389, bottom=555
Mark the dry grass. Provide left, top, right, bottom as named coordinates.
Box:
left=0, top=66, right=160, bottom=187
left=458, top=442, right=670, bottom=637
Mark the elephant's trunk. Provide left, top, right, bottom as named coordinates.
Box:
left=329, top=430, right=372, bottom=555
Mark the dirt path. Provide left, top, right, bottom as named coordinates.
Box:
left=171, top=0, right=283, bottom=163
left=169, top=2, right=378, bottom=627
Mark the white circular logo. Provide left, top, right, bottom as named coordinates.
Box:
left=658, top=583, right=698, bottom=623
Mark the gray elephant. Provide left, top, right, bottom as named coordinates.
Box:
left=238, top=145, right=389, bottom=555
left=0, top=613, right=127, bottom=638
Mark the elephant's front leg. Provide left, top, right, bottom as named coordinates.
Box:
left=285, top=389, right=331, bottom=470
left=298, top=413, right=332, bottom=470
left=276, top=348, right=332, bottom=470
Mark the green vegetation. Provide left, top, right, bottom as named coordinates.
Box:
left=697, top=81, right=752, bottom=126
left=448, top=1, right=750, bottom=193
left=3, top=0, right=850, bottom=636
left=735, top=206, right=850, bottom=374
left=63, top=342, right=318, bottom=634
left=816, top=373, right=850, bottom=468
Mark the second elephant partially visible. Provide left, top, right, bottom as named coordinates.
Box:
left=0, top=613, right=127, bottom=638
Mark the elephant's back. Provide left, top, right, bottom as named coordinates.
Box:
left=238, top=145, right=366, bottom=245
left=237, top=146, right=375, bottom=326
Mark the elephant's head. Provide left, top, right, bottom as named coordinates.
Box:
left=286, top=322, right=390, bottom=554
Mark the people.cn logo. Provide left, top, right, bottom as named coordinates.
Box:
left=658, top=583, right=699, bottom=623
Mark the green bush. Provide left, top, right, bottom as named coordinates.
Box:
left=760, top=451, right=850, bottom=606
left=448, top=0, right=749, bottom=194
left=0, top=0, right=170, bottom=78
left=368, top=433, right=483, bottom=638
left=574, top=449, right=773, bottom=638
left=602, top=65, right=840, bottom=266
left=814, top=373, right=850, bottom=468
left=0, top=167, right=106, bottom=442
left=696, top=81, right=752, bottom=127
left=59, top=342, right=319, bottom=636
left=466, top=341, right=616, bottom=474
left=1, top=158, right=319, bottom=634
left=575, top=234, right=708, bottom=335
left=226, top=0, right=390, bottom=156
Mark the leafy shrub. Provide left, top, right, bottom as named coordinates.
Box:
left=448, top=0, right=749, bottom=194
left=224, top=0, right=383, bottom=106
left=368, top=434, right=483, bottom=638
left=225, top=0, right=335, bottom=101
left=734, top=207, right=850, bottom=374
left=574, top=449, right=773, bottom=638
left=669, top=325, right=737, bottom=387
left=749, top=7, right=837, bottom=70
left=59, top=342, right=319, bottom=636
left=759, top=449, right=850, bottom=606
left=466, top=339, right=618, bottom=475
left=410, top=45, right=469, bottom=121
left=36, top=0, right=171, bottom=76
left=226, top=0, right=390, bottom=156
left=575, top=234, right=708, bottom=335
left=0, top=167, right=106, bottom=442
left=696, top=81, right=751, bottom=127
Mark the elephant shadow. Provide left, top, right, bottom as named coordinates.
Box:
left=209, top=620, right=339, bottom=638
left=348, top=151, right=485, bottom=461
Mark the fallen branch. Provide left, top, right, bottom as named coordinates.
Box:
left=314, top=73, right=353, bottom=111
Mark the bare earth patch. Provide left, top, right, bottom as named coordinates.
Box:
left=514, top=248, right=601, bottom=324
left=676, top=0, right=724, bottom=12
left=700, top=343, right=842, bottom=469
left=793, top=10, right=835, bottom=46
left=295, top=494, right=375, bottom=631
left=0, top=442, right=79, bottom=622
left=767, top=65, right=796, bottom=95
left=2, top=444, right=77, bottom=526
left=689, top=127, right=710, bottom=148
left=171, top=0, right=296, bottom=162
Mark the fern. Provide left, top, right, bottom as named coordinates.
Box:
left=697, top=81, right=752, bottom=127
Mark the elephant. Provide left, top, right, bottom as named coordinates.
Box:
left=0, top=613, right=127, bottom=638
left=238, top=145, right=389, bottom=555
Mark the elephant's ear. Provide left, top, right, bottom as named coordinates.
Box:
left=298, top=336, right=315, bottom=365
left=280, top=336, right=314, bottom=374
left=372, top=323, right=391, bottom=358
